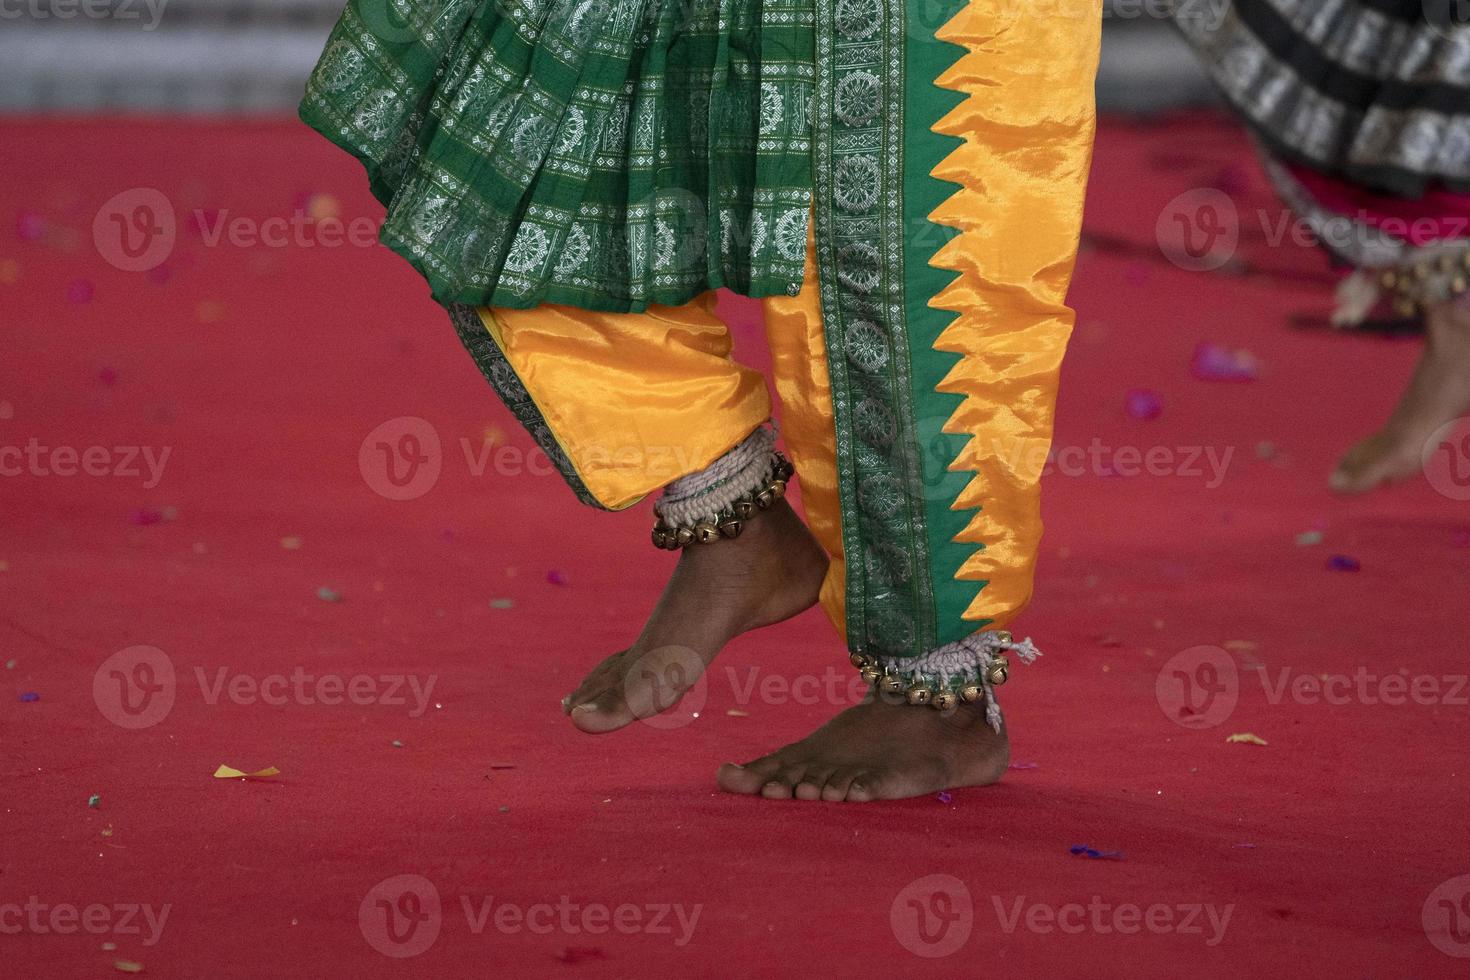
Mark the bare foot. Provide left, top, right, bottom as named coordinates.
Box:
left=562, top=497, right=827, bottom=733
left=716, top=696, right=1009, bottom=802
left=1331, top=296, right=1470, bottom=494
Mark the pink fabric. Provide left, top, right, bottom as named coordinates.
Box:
left=1287, top=162, right=1470, bottom=245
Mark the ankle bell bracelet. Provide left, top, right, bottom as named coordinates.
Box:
left=849, top=630, right=1022, bottom=711
left=651, top=453, right=795, bottom=550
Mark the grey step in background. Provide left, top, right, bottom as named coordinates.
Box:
left=0, top=0, right=1218, bottom=114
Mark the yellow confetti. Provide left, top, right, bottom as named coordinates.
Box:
left=482, top=424, right=506, bottom=446
left=280, top=536, right=302, bottom=550
left=213, top=764, right=281, bottom=780
left=306, top=193, right=341, bottom=222
left=725, top=709, right=749, bottom=717
left=1226, top=733, right=1268, bottom=746
left=114, top=960, right=143, bottom=973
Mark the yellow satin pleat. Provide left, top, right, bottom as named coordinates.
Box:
left=474, top=295, right=772, bottom=510
left=762, top=229, right=847, bottom=635
left=929, top=1, right=1100, bottom=627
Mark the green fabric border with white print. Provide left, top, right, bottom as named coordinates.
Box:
left=813, top=0, right=989, bottom=658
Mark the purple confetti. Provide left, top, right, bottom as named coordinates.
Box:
left=97, top=367, right=118, bottom=387
left=1326, top=554, right=1361, bottom=572
left=16, top=211, right=44, bottom=242
left=19, top=692, right=39, bottom=703
left=546, top=569, right=569, bottom=585
left=128, top=507, right=165, bottom=527
left=936, top=791, right=953, bottom=804
left=1190, top=342, right=1259, bottom=382
left=1125, top=388, right=1163, bottom=421
left=1070, top=844, right=1125, bottom=861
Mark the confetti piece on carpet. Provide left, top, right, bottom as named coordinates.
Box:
left=213, top=765, right=281, bottom=779
left=66, top=279, right=94, bottom=304
left=1223, top=639, right=1257, bottom=652
left=555, top=946, right=606, bottom=964
left=19, top=692, right=39, bottom=702
left=391, top=740, right=404, bottom=748
left=1326, top=554, right=1361, bottom=572
left=1255, top=441, right=1277, bottom=460
left=114, top=960, right=143, bottom=974
left=316, top=586, right=342, bottom=602
left=1226, top=733, right=1268, bottom=746
left=306, top=193, right=341, bottom=221
left=1008, top=761, right=1039, bottom=770
left=88, top=794, right=100, bottom=808
left=1124, top=388, right=1163, bottom=420
left=1190, top=341, right=1259, bottom=382
left=489, top=598, right=515, bottom=610
left=102, top=941, right=117, bottom=951
left=546, top=569, right=569, bottom=585
left=280, top=536, right=302, bottom=550
left=725, top=708, right=749, bottom=717
left=1070, top=844, right=1124, bottom=861
left=5, top=658, right=15, bottom=669
left=1296, top=530, right=1324, bottom=547
left=487, top=763, right=517, bottom=770
left=128, top=507, right=164, bottom=527
left=937, top=791, right=953, bottom=804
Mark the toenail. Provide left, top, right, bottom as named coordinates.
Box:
left=572, top=703, right=597, bottom=713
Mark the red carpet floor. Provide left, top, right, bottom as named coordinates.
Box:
left=3, top=114, right=1469, bottom=978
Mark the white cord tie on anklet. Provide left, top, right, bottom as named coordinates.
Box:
left=655, top=424, right=779, bottom=527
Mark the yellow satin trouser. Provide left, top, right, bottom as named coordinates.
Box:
left=464, top=235, right=852, bottom=631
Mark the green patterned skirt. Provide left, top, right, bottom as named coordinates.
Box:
left=300, top=0, right=816, bottom=312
